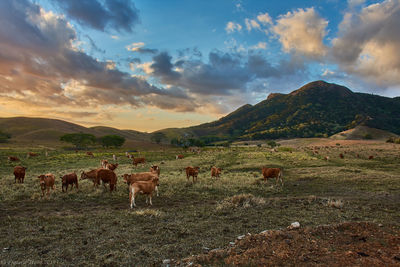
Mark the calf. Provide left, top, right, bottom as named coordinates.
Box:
left=262, top=167, right=283, bottom=186
left=132, top=157, right=146, bottom=167
left=176, top=154, right=184, bottom=160
left=186, top=166, right=200, bottom=183
left=211, top=166, right=222, bottom=179
left=97, top=168, right=117, bottom=192
left=81, top=169, right=101, bottom=187
left=106, top=163, right=118, bottom=171
left=123, top=171, right=159, bottom=196
left=61, top=172, right=79, bottom=192
left=86, top=151, right=94, bottom=157
left=150, top=165, right=160, bottom=177
left=38, top=174, right=55, bottom=198
left=129, top=177, right=159, bottom=208
left=13, top=166, right=26, bottom=183
left=100, top=159, right=108, bottom=168
left=8, top=156, right=20, bottom=162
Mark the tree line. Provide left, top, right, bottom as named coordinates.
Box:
left=60, top=133, right=125, bottom=149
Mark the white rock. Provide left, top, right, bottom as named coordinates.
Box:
left=237, top=235, right=246, bottom=240
left=288, top=222, right=300, bottom=229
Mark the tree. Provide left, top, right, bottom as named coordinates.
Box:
left=99, top=135, right=125, bottom=148
left=0, top=131, right=11, bottom=143
left=60, top=133, right=96, bottom=149
left=151, top=132, right=166, bottom=144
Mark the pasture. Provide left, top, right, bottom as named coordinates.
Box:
left=1, top=140, right=399, bottom=266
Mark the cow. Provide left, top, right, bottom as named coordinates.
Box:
left=27, top=152, right=39, bottom=158
left=81, top=169, right=101, bottom=187
left=176, top=154, right=184, bottom=160
left=150, top=165, right=160, bottom=176
left=86, top=151, right=94, bottom=157
left=262, top=167, right=283, bottom=186
left=129, top=177, right=159, bottom=208
left=132, top=157, right=146, bottom=167
left=186, top=166, right=200, bottom=183
left=8, top=156, right=20, bottom=162
left=13, top=166, right=26, bottom=183
left=211, top=166, right=222, bottom=179
left=369, top=155, right=374, bottom=160
left=100, top=159, right=108, bottom=168
left=323, top=156, right=330, bottom=161
left=38, top=174, right=55, bottom=198
left=122, top=171, right=159, bottom=196
left=61, top=172, right=79, bottom=192
left=106, top=163, right=118, bottom=171
left=97, top=168, right=117, bottom=192
left=113, top=154, right=117, bottom=161
left=339, top=153, right=344, bottom=159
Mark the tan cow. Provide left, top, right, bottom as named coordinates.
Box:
left=122, top=171, right=159, bottom=196
left=262, top=167, right=283, bottom=186
left=186, top=166, right=200, bottom=183
left=211, top=166, right=222, bottom=179
left=129, top=177, right=159, bottom=208
left=150, top=165, right=160, bottom=176
left=38, top=173, right=55, bottom=198
left=132, top=157, right=146, bottom=167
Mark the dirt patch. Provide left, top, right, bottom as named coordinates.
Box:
left=174, top=222, right=400, bottom=266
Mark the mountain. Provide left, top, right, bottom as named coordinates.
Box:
left=163, top=81, right=400, bottom=141
left=330, top=126, right=399, bottom=140
left=0, top=117, right=150, bottom=146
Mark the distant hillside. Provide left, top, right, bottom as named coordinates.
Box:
left=330, top=126, right=399, bottom=140
left=160, top=81, right=400, bottom=141
left=0, top=117, right=150, bottom=145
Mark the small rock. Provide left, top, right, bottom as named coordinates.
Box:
left=260, top=230, right=269, bottom=234
left=162, top=259, right=171, bottom=265
left=202, top=246, right=210, bottom=252
left=378, top=223, right=383, bottom=227
left=288, top=222, right=300, bottom=230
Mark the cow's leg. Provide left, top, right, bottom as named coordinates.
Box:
left=149, top=194, right=153, bottom=206
left=145, top=196, right=148, bottom=204
left=130, top=190, right=136, bottom=208
left=155, top=186, right=159, bottom=197
left=129, top=189, right=132, bottom=207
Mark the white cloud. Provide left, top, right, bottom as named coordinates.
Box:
left=250, top=42, right=267, bottom=50
left=257, top=12, right=272, bottom=24
left=245, top=19, right=261, bottom=31
left=126, top=42, right=145, bottom=51
left=225, top=21, right=242, bottom=33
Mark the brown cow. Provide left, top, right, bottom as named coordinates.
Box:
left=97, top=168, right=117, bottom=192
left=38, top=174, right=55, bottom=198
left=262, top=167, right=283, bottom=186
left=8, top=156, right=20, bottom=162
left=186, top=166, right=200, bottom=183
left=13, top=166, right=26, bottom=183
left=106, top=163, right=118, bottom=171
left=132, top=157, right=146, bottom=166
left=176, top=154, right=184, bottom=159
left=150, top=165, right=160, bottom=176
left=27, top=152, right=39, bottom=158
left=81, top=169, right=101, bottom=187
left=324, top=156, right=330, bottom=161
left=129, top=177, right=159, bottom=208
left=122, top=171, right=159, bottom=196
left=211, top=166, right=222, bottom=179
left=100, top=159, right=108, bottom=168
left=339, top=153, right=344, bottom=159
left=369, top=155, right=374, bottom=160
left=61, top=172, right=79, bottom=192
left=86, top=151, right=94, bottom=157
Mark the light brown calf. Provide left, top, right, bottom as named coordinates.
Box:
left=211, top=166, right=221, bottom=179
left=106, top=163, right=118, bottom=171
left=150, top=165, right=160, bottom=176
left=262, top=167, right=283, bottom=186
left=38, top=173, right=55, bottom=198
left=129, top=177, right=159, bottom=208
left=122, top=171, right=159, bottom=196
left=132, top=157, right=146, bottom=166
left=186, top=166, right=200, bottom=183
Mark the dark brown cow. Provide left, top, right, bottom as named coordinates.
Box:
left=38, top=173, right=55, bottom=198
left=339, top=153, right=344, bottom=159
left=106, top=163, right=118, bottom=171
left=132, top=157, right=146, bottom=166
left=369, top=155, right=374, bottom=160
left=211, top=166, right=221, bottom=179
left=97, top=168, right=117, bottom=192
left=61, top=172, right=79, bottom=192
left=129, top=177, right=159, bottom=208
left=186, top=166, right=200, bottom=183
left=8, top=156, right=20, bottom=162
left=81, top=169, right=101, bottom=187
left=27, top=152, right=39, bottom=158
left=176, top=154, right=184, bottom=159
left=86, top=151, right=94, bottom=157
left=262, top=167, right=283, bottom=186
left=13, top=166, right=26, bottom=183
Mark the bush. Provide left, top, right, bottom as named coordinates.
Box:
left=386, top=137, right=400, bottom=144
left=0, top=131, right=11, bottom=143
left=98, top=135, right=125, bottom=148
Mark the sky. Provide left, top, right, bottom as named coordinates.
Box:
left=0, top=0, right=399, bottom=132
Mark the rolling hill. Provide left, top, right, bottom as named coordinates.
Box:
left=159, top=81, right=400, bottom=141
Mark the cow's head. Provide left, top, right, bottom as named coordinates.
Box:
left=80, top=171, right=88, bottom=180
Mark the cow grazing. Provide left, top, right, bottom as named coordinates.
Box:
left=211, top=166, right=222, bottom=179
left=81, top=169, right=101, bottom=187
left=38, top=174, right=55, bottom=198
left=13, top=166, right=26, bottom=183
left=61, top=172, right=79, bottom=192
left=8, top=156, right=20, bottom=162
left=132, top=157, right=146, bottom=167
left=27, top=152, right=39, bottom=158
left=186, top=166, right=200, bottom=183
left=339, top=153, right=344, bottom=159
left=86, top=151, right=94, bottom=157
left=101, top=159, right=109, bottom=169
left=369, top=155, right=374, bottom=160
left=262, top=167, right=283, bottom=186
left=106, top=163, right=118, bottom=171
left=97, top=168, right=117, bottom=192
left=123, top=171, right=159, bottom=196
left=324, top=156, right=330, bottom=161
left=129, top=177, right=159, bottom=208
left=176, top=154, right=184, bottom=160
left=150, top=165, right=160, bottom=176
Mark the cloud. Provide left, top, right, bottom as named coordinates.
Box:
left=272, top=8, right=328, bottom=58
left=245, top=19, right=261, bottom=31
left=225, top=21, right=242, bottom=33
left=52, top=0, right=140, bottom=32
left=257, top=12, right=272, bottom=24
left=332, top=0, right=400, bottom=87
left=126, top=42, right=158, bottom=54
left=250, top=42, right=267, bottom=50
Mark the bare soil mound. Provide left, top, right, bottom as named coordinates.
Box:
left=175, top=222, right=400, bottom=266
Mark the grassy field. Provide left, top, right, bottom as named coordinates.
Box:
left=0, top=140, right=399, bottom=266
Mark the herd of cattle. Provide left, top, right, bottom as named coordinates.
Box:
left=8, top=151, right=284, bottom=208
